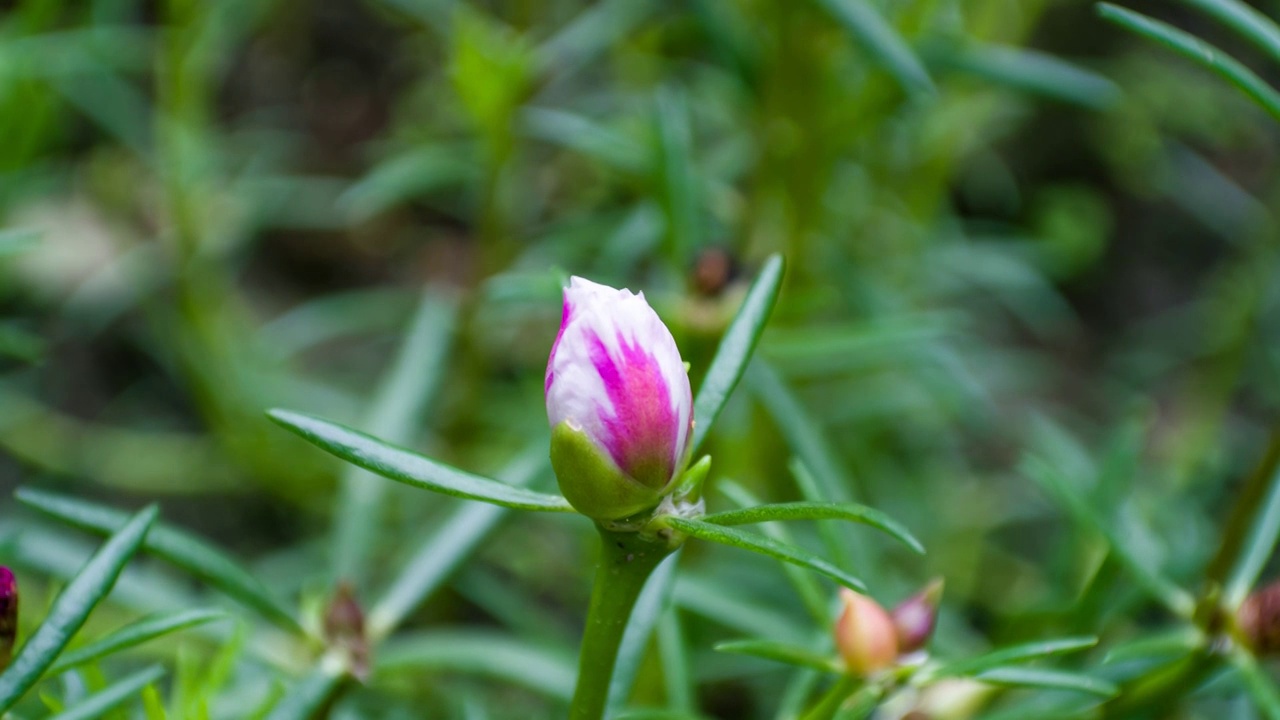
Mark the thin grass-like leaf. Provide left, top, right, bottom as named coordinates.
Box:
left=50, top=609, right=226, bottom=673
left=690, top=254, right=784, bottom=456
left=333, top=288, right=458, bottom=587
left=701, top=501, right=923, bottom=554
left=716, top=480, right=827, bottom=624
left=367, top=446, right=548, bottom=638
left=930, top=43, right=1121, bottom=110
left=16, top=489, right=301, bottom=634
left=661, top=517, right=866, bottom=592
left=1098, top=3, right=1280, bottom=121
left=1224, top=461, right=1280, bottom=606
left=268, top=410, right=575, bottom=513
left=814, top=0, right=935, bottom=98
left=1022, top=457, right=1194, bottom=616
left=658, top=609, right=694, bottom=712
left=1102, top=628, right=1204, bottom=664
left=1182, top=0, right=1280, bottom=68
left=378, top=631, right=576, bottom=701
left=936, top=637, right=1098, bottom=677
left=264, top=662, right=345, bottom=720
left=714, top=639, right=840, bottom=672
left=0, top=505, right=157, bottom=714
left=1231, top=646, right=1280, bottom=720
left=47, top=664, right=165, bottom=720
left=972, top=666, right=1118, bottom=698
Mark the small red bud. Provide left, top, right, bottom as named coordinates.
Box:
left=892, top=578, right=944, bottom=654
left=324, top=582, right=370, bottom=681
left=834, top=589, right=898, bottom=676
left=0, top=567, right=17, bottom=671
left=1239, top=580, right=1280, bottom=654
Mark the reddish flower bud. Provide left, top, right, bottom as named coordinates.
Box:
left=834, top=588, right=898, bottom=676
left=892, top=578, right=944, bottom=654
left=0, top=567, right=16, bottom=671
left=324, top=582, right=370, bottom=681
left=1239, top=580, right=1280, bottom=654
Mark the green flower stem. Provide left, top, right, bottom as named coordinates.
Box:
left=570, top=525, right=677, bottom=720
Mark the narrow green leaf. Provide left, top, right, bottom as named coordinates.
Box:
left=16, top=488, right=302, bottom=634
left=378, top=631, right=576, bottom=700
left=47, top=665, right=165, bottom=720
left=265, top=662, right=345, bottom=720
left=1022, top=456, right=1195, bottom=616
left=50, top=609, right=226, bottom=673
left=937, top=637, right=1099, bottom=677
left=333, top=288, right=459, bottom=587
left=1102, top=628, right=1204, bottom=664
left=658, top=609, right=694, bottom=712
left=1182, top=0, right=1280, bottom=68
left=367, top=446, right=548, bottom=639
left=521, top=107, right=648, bottom=173
left=1098, top=2, right=1280, bottom=121
left=972, top=666, right=1118, bottom=698
left=930, top=43, right=1121, bottom=110
left=1232, top=646, right=1280, bottom=720
left=662, top=517, right=866, bottom=592
left=813, top=0, right=935, bottom=99
left=1225, top=461, right=1280, bottom=606
left=701, top=501, right=923, bottom=555
left=690, top=254, right=785, bottom=456
left=714, top=639, right=840, bottom=672
left=268, top=410, right=576, bottom=513
left=0, top=505, right=157, bottom=714
left=716, top=480, right=828, bottom=625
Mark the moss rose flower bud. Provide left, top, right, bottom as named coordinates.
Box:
left=892, top=578, right=943, bottom=654
left=0, top=567, right=16, bottom=671
left=546, top=277, right=693, bottom=520
left=834, top=588, right=899, bottom=676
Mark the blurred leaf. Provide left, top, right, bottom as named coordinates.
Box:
left=378, top=630, right=576, bottom=700
left=658, top=609, right=694, bottom=713
left=16, top=488, right=302, bottom=634
left=268, top=410, right=575, bottom=512
left=1102, top=628, right=1204, bottom=664
left=47, top=664, right=165, bottom=720
left=972, top=666, right=1118, bottom=698
left=264, top=663, right=344, bottom=720
left=713, top=639, right=840, bottom=672
left=701, top=500, right=923, bottom=554
left=339, top=147, right=472, bottom=221
left=690, top=253, right=785, bottom=456
left=929, top=42, right=1121, bottom=110
left=50, top=609, right=226, bottom=674
left=936, top=636, right=1099, bottom=677
left=1022, top=455, right=1194, bottom=616
left=1182, top=0, right=1280, bottom=67
left=366, top=445, right=548, bottom=639
left=534, top=0, right=657, bottom=75
left=654, top=88, right=699, bottom=264
left=1098, top=3, right=1280, bottom=121
left=813, top=0, right=935, bottom=99
left=0, top=505, right=156, bottom=714
left=661, top=517, right=866, bottom=592
left=1222, top=454, right=1280, bottom=607
left=333, top=288, right=459, bottom=587
left=1231, top=646, right=1280, bottom=719
left=521, top=108, right=648, bottom=173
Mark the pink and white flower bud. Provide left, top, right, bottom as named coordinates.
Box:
left=834, top=588, right=899, bottom=676
left=546, top=277, right=693, bottom=520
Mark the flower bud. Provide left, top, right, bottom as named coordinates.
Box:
left=834, top=588, right=898, bottom=676
left=324, top=581, right=369, bottom=681
left=546, top=277, right=693, bottom=520
left=1239, top=580, right=1280, bottom=654
left=0, top=567, right=16, bottom=671
left=892, top=578, right=943, bottom=654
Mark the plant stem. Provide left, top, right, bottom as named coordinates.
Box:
left=799, top=674, right=863, bottom=720
left=570, top=525, right=676, bottom=720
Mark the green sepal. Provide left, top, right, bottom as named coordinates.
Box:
left=550, top=421, right=664, bottom=520
left=672, top=455, right=711, bottom=503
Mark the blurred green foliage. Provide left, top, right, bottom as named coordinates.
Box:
left=4, top=0, right=1280, bottom=717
